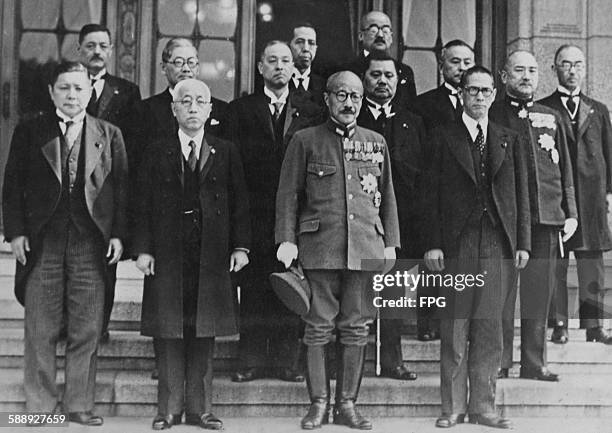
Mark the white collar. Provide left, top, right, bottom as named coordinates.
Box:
left=363, top=49, right=370, bottom=57
left=90, top=69, right=107, bottom=81
left=444, top=81, right=459, bottom=95
left=56, top=108, right=86, bottom=124
left=168, top=86, right=176, bottom=99
left=558, top=85, right=580, bottom=97
left=178, top=128, right=204, bottom=161
left=293, top=67, right=311, bottom=79
left=462, top=112, right=488, bottom=142
left=263, top=86, right=289, bottom=104
left=366, top=97, right=392, bottom=118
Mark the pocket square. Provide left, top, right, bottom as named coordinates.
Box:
left=210, top=118, right=220, bottom=125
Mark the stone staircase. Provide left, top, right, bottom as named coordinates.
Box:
left=0, top=254, right=611, bottom=418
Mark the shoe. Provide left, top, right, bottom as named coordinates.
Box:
left=468, top=413, right=512, bottom=429
left=497, top=368, right=509, bottom=379
left=381, top=365, right=417, bottom=381
left=417, top=329, right=440, bottom=341
left=68, top=411, right=104, bottom=426
left=520, top=366, right=559, bottom=382
left=302, top=345, right=330, bottom=430
left=277, top=367, right=305, bottom=382
left=151, top=368, right=159, bottom=380
left=333, top=345, right=372, bottom=430
left=100, top=330, right=110, bottom=344
left=586, top=327, right=612, bottom=343
left=435, top=413, right=465, bottom=428
left=185, top=413, right=223, bottom=430
left=551, top=326, right=569, bottom=344
left=231, top=367, right=265, bottom=382
left=152, top=414, right=182, bottom=430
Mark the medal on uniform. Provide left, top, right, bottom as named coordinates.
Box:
left=345, top=152, right=352, bottom=161
left=373, top=191, right=381, bottom=208
left=551, top=148, right=559, bottom=164
left=518, top=108, right=528, bottom=119
left=361, top=173, right=378, bottom=194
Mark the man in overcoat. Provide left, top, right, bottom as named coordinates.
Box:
left=3, top=61, right=128, bottom=425
left=224, top=40, right=321, bottom=383
left=424, top=66, right=530, bottom=429
left=132, top=78, right=250, bottom=430
left=276, top=71, right=400, bottom=430
left=358, top=52, right=425, bottom=380
left=539, top=44, right=612, bottom=344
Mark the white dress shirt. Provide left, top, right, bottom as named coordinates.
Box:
left=558, top=85, right=580, bottom=118
left=263, top=86, right=289, bottom=116
left=444, top=81, right=461, bottom=109
left=366, top=98, right=392, bottom=120
left=292, top=67, right=311, bottom=91
left=178, top=128, right=204, bottom=162
left=90, top=68, right=107, bottom=100
left=462, top=112, right=488, bottom=143
left=56, top=108, right=86, bottom=149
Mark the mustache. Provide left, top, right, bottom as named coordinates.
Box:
left=340, top=107, right=355, bottom=114
left=374, top=36, right=386, bottom=44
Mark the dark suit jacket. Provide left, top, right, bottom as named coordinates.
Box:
left=343, top=53, right=416, bottom=110
left=424, top=120, right=531, bottom=257
left=88, top=73, right=141, bottom=133
left=3, top=113, right=128, bottom=304
left=411, top=84, right=458, bottom=133
left=357, top=103, right=427, bottom=259
left=539, top=91, right=612, bottom=251
left=132, top=133, right=250, bottom=338
left=289, top=71, right=326, bottom=107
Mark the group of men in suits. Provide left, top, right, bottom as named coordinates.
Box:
left=4, top=9, right=612, bottom=431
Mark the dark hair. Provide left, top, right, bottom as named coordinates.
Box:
left=259, top=40, right=291, bottom=61
left=442, top=39, right=473, bottom=52
left=363, top=51, right=397, bottom=72
left=161, top=38, right=195, bottom=63
left=49, top=61, right=88, bottom=85
left=291, top=22, right=317, bottom=37
left=459, top=65, right=494, bottom=88
left=553, top=44, right=583, bottom=64
left=79, top=23, right=111, bottom=44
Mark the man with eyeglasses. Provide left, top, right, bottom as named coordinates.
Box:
left=133, top=78, right=250, bottom=430
left=224, top=40, right=321, bottom=385
left=343, top=10, right=416, bottom=110
left=424, top=66, right=530, bottom=429
left=77, top=23, right=141, bottom=344
left=490, top=50, right=577, bottom=382
left=358, top=52, right=425, bottom=381
left=540, top=45, right=612, bottom=345
left=276, top=70, right=399, bottom=430
left=288, top=22, right=325, bottom=107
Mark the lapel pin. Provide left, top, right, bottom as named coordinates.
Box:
left=502, top=142, right=507, bottom=148
left=402, top=123, right=408, bottom=128
left=113, top=90, right=119, bottom=94
left=95, top=142, right=101, bottom=148
left=211, top=147, right=216, bottom=154
left=401, top=79, right=406, bottom=84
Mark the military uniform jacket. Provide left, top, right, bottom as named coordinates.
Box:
left=275, top=120, right=400, bottom=270
left=489, top=98, right=577, bottom=226
left=539, top=92, right=612, bottom=251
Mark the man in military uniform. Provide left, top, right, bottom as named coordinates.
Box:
left=424, top=66, right=530, bottom=429
left=358, top=52, right=425, bottom=380
left=344, top=10, right=416, bottom=110
left=276, top=71, right=399, bottom=430
left=540, top=44, right=612, bottom=345
left=490, top=50, right=577, bottom=381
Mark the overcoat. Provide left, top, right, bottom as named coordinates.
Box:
left=424, top=120, right=531, bottom=257
left=131, top=133, right=250, bottom=338
left=3, top=113, right=128, bottom=305
left=539, top=91, right=612, bottom=251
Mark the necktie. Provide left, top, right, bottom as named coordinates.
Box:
left=565, top=95, right=577, bottom=115
left=63, top=120, right=75, bottom=150
left=273, top=102, right=283, bottom=121
left=187, top=140, right=198, bottom=172
left=297, top=77, right=305, bottom=91
left=87, top=79, right=98, bottom=115
left=454, top=96, right=463, bottom=119
left=474, top=123, right=485, bottom=156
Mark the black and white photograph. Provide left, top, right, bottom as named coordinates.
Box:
left=0, top=1, right=611, bottom=432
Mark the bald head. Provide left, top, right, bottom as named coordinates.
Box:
left=501, top=50, right=539, bottom=99
left=325, top=71, right=363, bottom=126
left=171, top=79, right=212, bottom=136
left=359, top=11, right=393, bottom=53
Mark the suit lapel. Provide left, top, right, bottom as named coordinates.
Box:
left=255, top=94, right=275, bottom=140
left=550, top=93, right=575, bottom=142
left=577, top=96, right=593, bottom=138
left=83, top=115, right=105, bottom=182
left=199, top=136, right=216, bottom=183
left=40, top=117, right=62, bottom=183
left=447, top=122, right=476, bottom=184
left=487, top=123, right=507, bottom=179
left=283, top=98, right=296, bottom=137
left=96, top=79, right=115, bottom=118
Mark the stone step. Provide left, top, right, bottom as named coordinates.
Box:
left=1, top=329, right=611, bottom=373
left=1, top=368, right=611, bottom=417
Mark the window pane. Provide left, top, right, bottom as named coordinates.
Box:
left=63, top=0, right=103, bottom=31
left=19, top=34, right=60, bottom=118
left=20, top=33, right=59, bottom=63
left=198, top=40, right=235, bottom=101
left=61, top=34, right=81, bottom=61
left=441, top=0, right=476, bottom=46
left=158, top=0, right=196, bottom=35
left=403, top=50, right=437, bottom=94
left=198, top=0, right=237, bottom=37
left=403, top=0, right=438, bottom=47
left=21, top=0, right=60, bottom=29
